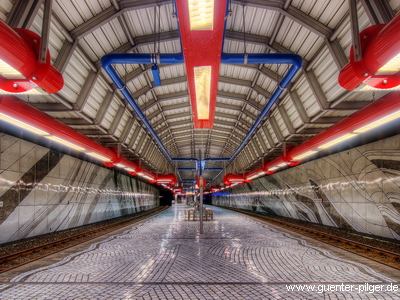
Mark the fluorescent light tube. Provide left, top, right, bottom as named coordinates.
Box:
left=45, top=136, right=85, bottom=151
left=0, top=113, right=50, bottom=135
left=87, top=152, right=111, bottom=162
left=375, top=53, right=400, bottom=75
left=358, top=84, right=400, bottom=91
left=353, top=110, right=400, bottom=133
left=0, top=59, right=25, bottom=79
left=0, top=87, right=46, bottom=95
left=248, top=171, right=265, bottom=180
left=318, top=133, right=358, bottom=149
left=138, top=172, right=153, bottom=180
left=292, top=150, right=318, bottom=161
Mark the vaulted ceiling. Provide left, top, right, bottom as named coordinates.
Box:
left=1, top=0, right=399, bottom=190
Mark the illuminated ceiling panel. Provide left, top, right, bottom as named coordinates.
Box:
left=176, top=0, right=228, bottom=128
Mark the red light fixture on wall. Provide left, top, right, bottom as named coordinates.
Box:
left=173, top=187, right=183, bottom=195
left=0, top=20, right=63, bottom=94
left=240, top=92, right=400, bottom=183
left=223, top=173, right=245, bottom=186
left=155, top=173, right=178, bottom=186
left=0, top=95, right=115, bottom=161
left=339, top=13, right=400, bottom=90
left=176, top=0, right=227, bottom=128
left=196, top=177, right=207, bottom=189
left=0, top=96, right=177, bottom=185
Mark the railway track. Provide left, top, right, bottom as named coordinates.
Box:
left=227, top=207, right=400, bottom=270
left=0, top=206, right=168, bottom=273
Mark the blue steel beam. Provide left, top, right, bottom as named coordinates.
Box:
left=100, top=48, right=302, bottom=170
left=221, top=53, right=303, bottom=161
left=101, top=53, right=184, bottom=161
left=151, top=65, right=161, bottom=86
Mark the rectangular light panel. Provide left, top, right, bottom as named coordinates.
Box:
left=188, top=0, right=214, bottom=31
left=194, top=66, right=211, bottom=120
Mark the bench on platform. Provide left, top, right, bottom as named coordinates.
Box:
left=205, top=208, right=214, bottom=221
left=187, top=208, right=195, bottom=221
left=187, top=207, right=213, bottom=221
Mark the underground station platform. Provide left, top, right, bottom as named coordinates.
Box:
left=0, top=204, right=398, bottom=299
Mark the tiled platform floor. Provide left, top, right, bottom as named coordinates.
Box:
left=0, top=204, right=399, bottom=299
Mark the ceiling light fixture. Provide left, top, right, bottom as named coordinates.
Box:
left=45, top=136, right=86, bottom=151
left=0, top=59, right=25, bottom=79
left=138, top=172, right=154, bottom=181
left=86, top=152, right=112, bottom=162
left=247, top=171, right=265, bottom=180
left=318, top=133, right=358, bottom=149
left=375, top=53, right=400, bottom=75
left=353, top=110, right=400, bottom=133
left=357, top=84, right=400, bottom=91
left=339, top=13, right=400, bottom=90
left=176, top=0, right=226, bottom=128
left=292, top=150, right=318, bottom=161
left=188, top=0, right=214, bottom=31
left=0, top=87, right=46, bottom=95
left=0, top=20, right=63, bottom=94
left=0, top=112, right=49, bottom=136
left=194, top=66, right=211, bottom=120
left=0, top=96, right=171, bottom=184
left=238, top=93, right=400, bottom=183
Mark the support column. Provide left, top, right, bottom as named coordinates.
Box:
left=199, top=175, right=204, bottom=234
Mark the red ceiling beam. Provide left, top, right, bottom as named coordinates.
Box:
left=176, top=0, right=227, bottom=128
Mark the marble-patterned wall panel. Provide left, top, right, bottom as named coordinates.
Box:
left=0, top=146, right=63, bottom=228
left=0, top=134, right=49, bottom=198
left=0, top=134, right=160, bottom=244
left=213, top=134, right=400, bottom=241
